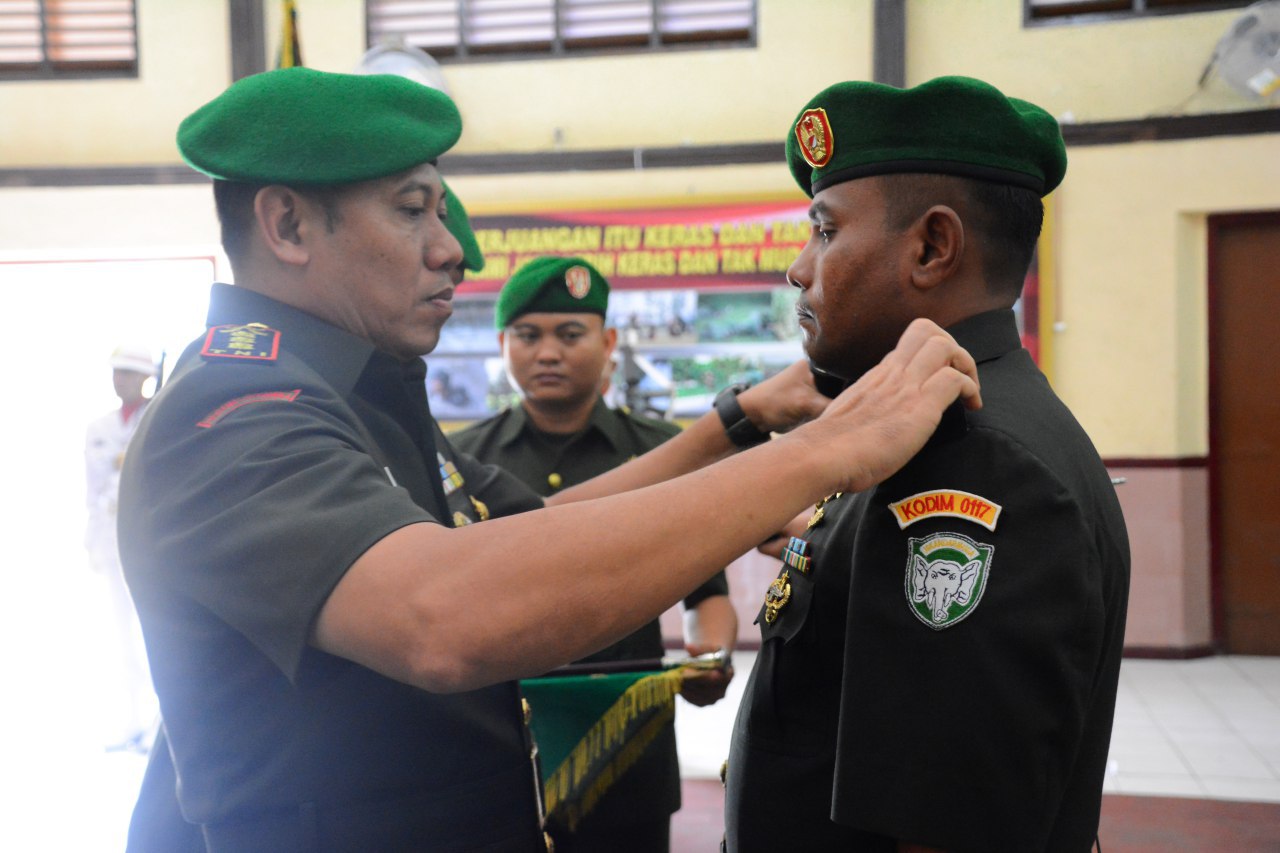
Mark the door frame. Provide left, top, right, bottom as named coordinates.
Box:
left=1206, top=210, right=1280, bottom=650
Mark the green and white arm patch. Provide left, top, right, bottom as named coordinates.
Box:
left=905, top=532, right=994, bottom=630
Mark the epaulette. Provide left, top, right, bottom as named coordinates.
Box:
left=201, top=323, right=281, bottom=362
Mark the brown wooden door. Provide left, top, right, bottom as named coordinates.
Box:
left=1209, top=212, right=1280, bottom=654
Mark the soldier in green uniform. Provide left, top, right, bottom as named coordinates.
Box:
left=125, top=176, right=492, bottom=853
left=724, top=76, right=1130, bottom=852
left=118, top=67, right=982, bottom=850
left=452, top=256, right=738, bottom=852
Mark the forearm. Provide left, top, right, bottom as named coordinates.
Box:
left=315, top=319, right=980, bottom=693
left=548, top=358, right=829, bottom=507
left=547, top=410, right=735, bottom=505
left=316, top=428, right=835, bottom=692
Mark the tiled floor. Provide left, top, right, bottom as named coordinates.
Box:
left=6, top=653, right=1275, bottom=851
left=675, top=651, right=1280, bottom=805
left=1105, top=655, right=1280, bottom=802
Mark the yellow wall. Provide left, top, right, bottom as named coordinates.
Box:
left=439, top=0, right=872, bottom=152
left=0, top=0, right=872, bottom=167
left=264, top=0, right=873, bottom=152
left=907, top=0, right=1261, bottom=121
left=1053, top=134, right=1280, bottom=457
left=0, top=0, right=228, bottom=167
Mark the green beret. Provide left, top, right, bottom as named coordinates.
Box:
left=787, top=76, right=1066, bottom=198
left=177, top=67, right=461, bottom=184
left=494, top=256, right=610, bottom=329
left=442, top=181, right=484, bottom=273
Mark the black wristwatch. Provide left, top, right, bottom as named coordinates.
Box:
left=714, top=383, right=771, bottom=449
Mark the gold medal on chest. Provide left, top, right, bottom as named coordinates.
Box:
left=806, top=491, right=844, bottom=531
left=764, top=572, right=792, bottom=624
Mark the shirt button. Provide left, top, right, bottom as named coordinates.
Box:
left=547, top=472, right=563, bottom=490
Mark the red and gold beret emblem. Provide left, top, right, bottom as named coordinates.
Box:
left=564, top=264, right=591, bottom=299
left=795, top=108, right=834, bottom=169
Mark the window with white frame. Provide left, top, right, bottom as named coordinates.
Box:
left=1026, top=0, right=1250, bottom=25
left=367, top=0, right=756, bottom=61
left=0, top=0, right=138, bottom=79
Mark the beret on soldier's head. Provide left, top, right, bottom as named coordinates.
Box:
left=442, top=181, right=484, bottom=273
left=177, top=67, right=462, bottom=184
left=786, top=76, right=1067, bottom=198
left=494, top=256, right=610, bottom=329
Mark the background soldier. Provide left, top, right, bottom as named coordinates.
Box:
left=452, top=255, right=738, bottom=852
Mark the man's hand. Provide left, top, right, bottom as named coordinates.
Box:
left=679, top=643, right=735, bottom=707
left=799, top=318, right=981, bottom=496
left=681, top=595, right=737, bottom=706
left=735, top=359, right=830, bottom=435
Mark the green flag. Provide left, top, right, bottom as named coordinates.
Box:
left=521, top=668, right=685, bottom=832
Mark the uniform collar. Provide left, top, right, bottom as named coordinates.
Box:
left=494, top=396, right=621, bottom=452
left=944, top=308, right=1023, bottom=365
left=206, top=282, right=382, bottom=397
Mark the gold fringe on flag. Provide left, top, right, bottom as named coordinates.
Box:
left=542, top=668, right=685, bottom=831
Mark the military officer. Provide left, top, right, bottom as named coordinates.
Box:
left=119, top=67, right=981, bottom=850
left=125, top=175, right=493, bottom=852
left=724, top=76, right=1130, bottom=853
left=452, top=256, right=738, bottom=852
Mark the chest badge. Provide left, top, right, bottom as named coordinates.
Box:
left=905, top=532, right=994, bottom=630
left=805, top=492, right=843, bottom=531
left=763, top=573, right=792, bottom=624
left=201, top=323, right=281, bottom=362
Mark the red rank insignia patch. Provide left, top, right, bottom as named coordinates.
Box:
left=201, top=323, right=281, bottom=362
left=197, top=389, right=301, bottom=428
left=795, top=108, right=834, bottom=169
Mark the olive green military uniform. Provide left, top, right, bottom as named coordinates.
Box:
left=122, top=285, right=547, bottom=850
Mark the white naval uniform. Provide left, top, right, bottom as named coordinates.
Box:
left=85, top=403, right=156, bottom=744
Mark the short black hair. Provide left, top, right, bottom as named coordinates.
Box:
left=879, top=173, right=1044, bottom=298
left=212, top=180, right=347, bottom=268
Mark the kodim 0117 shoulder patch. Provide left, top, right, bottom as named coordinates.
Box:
left=889, top=489, right=1002, bottom=531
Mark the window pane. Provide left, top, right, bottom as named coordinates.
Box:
left=368, top=0, right=755, bottom=57
left=0, top=0, right=137, bottom=75
left=563, top=0, right=651, bottom=40
left=1027, top=0, right=1249, bottom=19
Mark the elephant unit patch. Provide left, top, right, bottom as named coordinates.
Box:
left=904, top=532, right=993, bottom=630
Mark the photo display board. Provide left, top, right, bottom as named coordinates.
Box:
left=431, top=199, right=1043, bottom=423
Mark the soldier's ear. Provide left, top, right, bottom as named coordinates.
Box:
left=254, top=186, right=311, bottom=267
left=907, top=205, right=964, bottom=292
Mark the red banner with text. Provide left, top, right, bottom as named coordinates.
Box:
left=464, top=200, right=813, bottom=293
